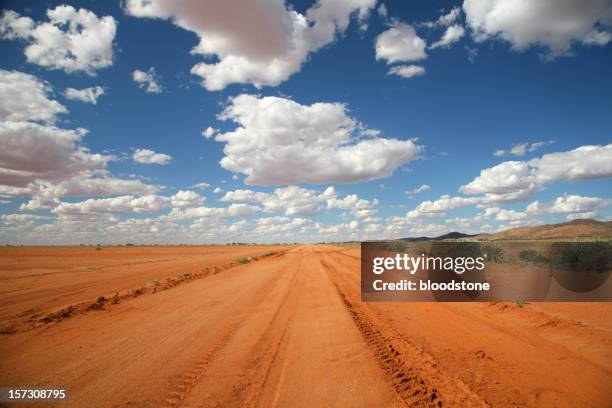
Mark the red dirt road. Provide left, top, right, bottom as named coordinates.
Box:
left=0, top=245, right=610, bottom=407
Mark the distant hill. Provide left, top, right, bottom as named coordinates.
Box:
left=400, top=232, right=476, bottom=242
left=474, top=219, right=612, bottom=241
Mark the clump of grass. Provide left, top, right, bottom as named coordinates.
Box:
left=516, top=300, right=529, bottom=308
left=181, top=272, right=192, bottom=278
left=237, top=257, right=250, bottom=264
left=146, top=279, right=161, bottom=287
left=42, top=305, right=78, bottom=322
left=88, top=296, right=108, bottom=311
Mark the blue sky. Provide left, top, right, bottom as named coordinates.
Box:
left=0, top=0, right=611, bottom=244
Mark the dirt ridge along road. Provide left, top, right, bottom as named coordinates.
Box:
left=318, top=247, right=612, bottom=408
left=0, top=246, right=288, bottom=335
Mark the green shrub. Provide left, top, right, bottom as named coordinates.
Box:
left=519, top=250, right=551, bottom=265
left=516, top=300, right=528, bottom=308
left=554, top=242, right=612, bottom=272
left=482, top=244, right=505, bottom=263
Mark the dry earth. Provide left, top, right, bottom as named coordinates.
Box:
left=0, top=245, right=610, bottom=407
left=475, top=219, right=612, bottom=241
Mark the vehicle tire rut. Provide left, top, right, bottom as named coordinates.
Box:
left=320, top=255, right=488, bottom=407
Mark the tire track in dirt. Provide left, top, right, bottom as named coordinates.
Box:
left=176, top=246, right=403, bottom=408
left=247, top=249, right=402, bottom=408
left=160, top=318, right=245, bottom=407
left=157, top=250, right=306, bottom=408
left=234, top=255, right=305, bottom=408
left=319, top=252, right=487, bottom=407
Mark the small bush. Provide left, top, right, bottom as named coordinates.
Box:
left=88, top=297, right=107, bottom=311
left=146, top=279, right=161, bottom=287
left=482, top=244, right=505, bottom=263
left=237, top=258, right=250, bottom=264
left=516, top=300, right=528, bottom=308
left=181, top=272, right=192, bottom=278
left=519, top=250, right=550, bottom=265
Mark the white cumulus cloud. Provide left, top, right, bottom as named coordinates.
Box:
left=526, top=194, right=610, bottom=220
left=0, top=6, right=116, bottom=74
left=227, top=203, right=262, bottom=217
left=124, top=0, right=376, bottom=90
left=405, top=184, right=431, bottom=197
left=132, top=68, right=163, bottom=93
left=0, top=122, right=111, bottom=188
left=191, top=182, right=210, bottom=190
left=0, top=69, right=67, bottom=124
left=29, top=173, right=160, bottom=199
left=407, top=194, right=481, bottom=218
left=222, top=185, right=375, bottom=217
left=463, top=0, right=612, bottom=59
left=170, top=190, right=204, bottom=208
left=64, top=86, right=105, bottom=104
left=53, top=190, right=204, bottom=219
left=132, top=148, right=172, bottom=165
left=430, top=24, right=465, bottom=49
left=214, top=94, right=422, bottom=185
left=388, top=64, right=426, bottom=79
left=494, top=140, right=554, bottom=157
left=424, top=7, right=462, bottom=28
left=461, top=144, right=612, bottom=203
left=202, top=126, right=217, bottom=138
left=375, top=22, right=427, bottom=63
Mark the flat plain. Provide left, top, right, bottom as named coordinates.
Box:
left=0, top=245, right=610, bottom=407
